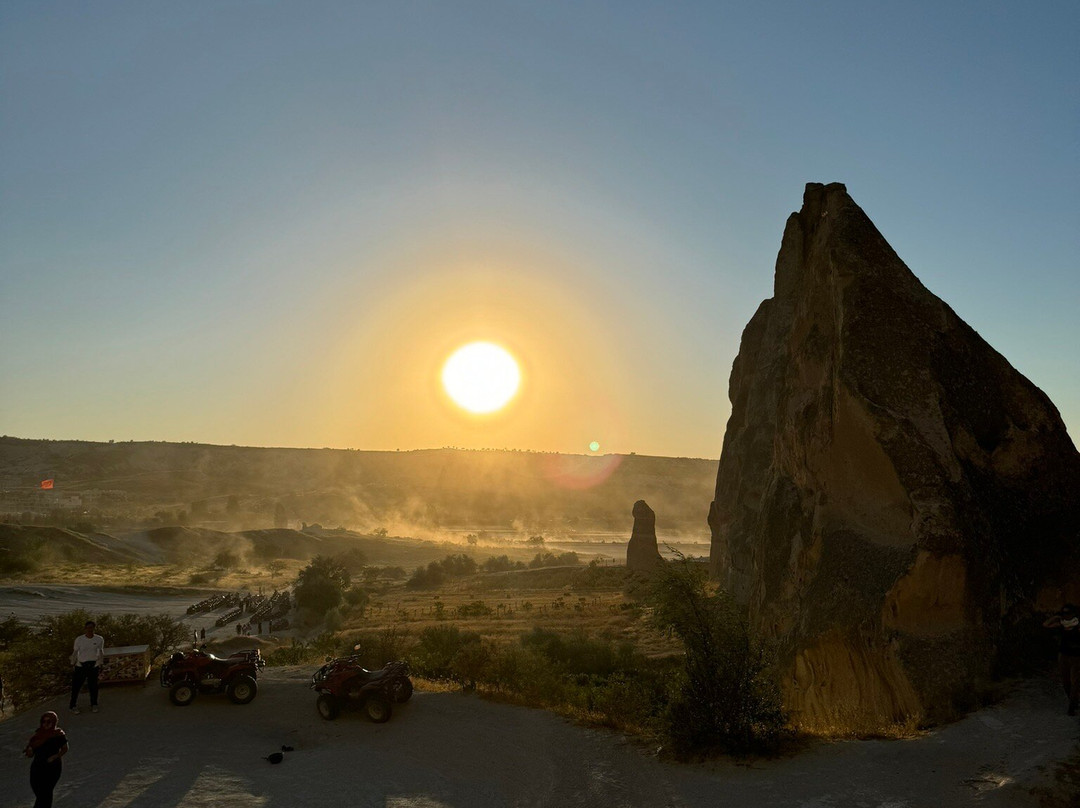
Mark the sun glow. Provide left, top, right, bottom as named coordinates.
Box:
left=441, top=342, right=521, bottom=414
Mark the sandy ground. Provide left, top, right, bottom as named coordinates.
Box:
left=0, top=584, right=287, bottom=645
left=0, top=667, right=1077, bottom=808
left=0, top=585, right=204, bottom=625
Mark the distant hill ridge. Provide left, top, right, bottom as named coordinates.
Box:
left=0, top=437, right=717, bottom=536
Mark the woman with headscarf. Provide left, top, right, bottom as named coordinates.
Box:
left=23, top=711, right=67, bottom=808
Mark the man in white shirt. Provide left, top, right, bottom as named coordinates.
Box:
left=69, top=620, right=105, bottom=714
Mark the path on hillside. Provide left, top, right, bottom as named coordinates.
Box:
left=0, top=668, right=1075, bottom=808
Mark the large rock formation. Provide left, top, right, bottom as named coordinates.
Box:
left=627, top=500, right=663, bottom=572
left=709, top=182, right=1080, bottom=732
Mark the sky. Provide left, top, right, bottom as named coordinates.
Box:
left=2, top=1, right=1077, bottom=459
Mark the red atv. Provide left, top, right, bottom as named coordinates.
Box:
left=311, top=658, right=412, bottom=722
left=161, top=648, right=264, bottom=706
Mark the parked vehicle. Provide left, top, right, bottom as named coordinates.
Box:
left=160, top=648, right=264, bottom=706
left=311, top=658, right=412, bottom=722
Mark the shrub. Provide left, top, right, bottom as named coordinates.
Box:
left=649, top=554, right=786, bottom=757
left=456, top=600, right=493, bottom=618
left=334, top=547, right=369, bottom=574
left=294, top=555, right=350, bottom=615
left=439, top=554, right=477, bottom=577
left=528, top=551, right=580, bottom=569
left=265, top=640, right=312, bottom=666
left=520, top=627, right=635, bottom=677
left=0, top=610, right=187, bottom=709
left=214, top=550, right=241, bottom=568
left=0, top=615, right=32, bottom=650
left=347, top=626, right=411, bottom=669
left=344, top=586, right=369, bottom=610
left=324, top=607, right=344, bottom=632
left=406, top=554, right=479, bottom=589
left=406, top=564, right=445, bottom=590
left=410, top=625, right=484, bottom=681
left=482, top=555, right=524, bottom=573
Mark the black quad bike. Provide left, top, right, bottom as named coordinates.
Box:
left=311, top=658, right=412, bottom=722
left=160, top=648, right=264, bottom=706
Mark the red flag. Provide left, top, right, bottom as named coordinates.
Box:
left=40, top=479, right=54, bottom=490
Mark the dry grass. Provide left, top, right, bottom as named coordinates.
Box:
left=342, top=574, right=682, bottom=659
left=2, top=559, right=306, bottom=592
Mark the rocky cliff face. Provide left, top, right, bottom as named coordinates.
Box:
left=709, top=182, right=1080, bottom=732
left=627, top=500, right=663, bottom=572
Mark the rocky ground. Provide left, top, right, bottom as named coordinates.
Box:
left=0, top=667, right=1077, bottom=808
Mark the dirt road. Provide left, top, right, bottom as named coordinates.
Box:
left=0, top=667, right=1076, bottom=807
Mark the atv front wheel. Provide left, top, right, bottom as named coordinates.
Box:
left=316, top=693, right=340, bottom=721
left=392, top=677, right=413, bottom=703
left=169, top=680, right=197, bottom=706
left=364, top=692, right=392, bottom=723
left=227, top=675, right=258, bottom=705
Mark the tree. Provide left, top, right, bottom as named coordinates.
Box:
left=0, top=610, right=187, bottom=709
left=334, top=548, right=368, bottom=575
left=294, top=555, right=350, bottom=615
left=649, top=553, right=786, bottom=757
left=267, top=559, right=286, bottom=580
left=213, top=550, right=240, bottom=568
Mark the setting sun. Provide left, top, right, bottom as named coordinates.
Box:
left=441, top=341, right=521, bottom=414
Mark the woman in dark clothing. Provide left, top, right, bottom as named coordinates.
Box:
left=23, top=711, right=67, bottom=808
left=1044, top=604, right=1080, bottom=715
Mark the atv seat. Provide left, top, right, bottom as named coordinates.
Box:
left=349, top=668, right=390, bottom=682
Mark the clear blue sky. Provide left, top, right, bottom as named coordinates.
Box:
left=2, top=1, right=1077, bottom=457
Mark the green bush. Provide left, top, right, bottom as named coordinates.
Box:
left=528, top=551, right=580, bottom=569
left=343, top=586, right=370, bottom=611
left=456, top=600, right=493, bottom=618
left=214, top=550, right=241, bottom=568
left=346, top=626, right=411, bottom=669
left=649, top=555, right=786, bottom=757
left=482, top=555, right=525, bottom=573
left=324, top=607, right=344, bottom=632
left=405, top=564, right=445, bottom=590
left=264, top=640, right=312, bottom=666
left=406, top=554, right=479, bottom=589
left=520, top=627, right=635, bottom=676
left=334, top=547, right=369, bottom=574
left=0, top=615, right=32, bottom=650
left=410, top=625, right=484, bottom=680
left=0, top=610, right=187, bottom=709
left=294, top=555, right=350, bottom=614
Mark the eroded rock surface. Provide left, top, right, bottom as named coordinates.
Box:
left=709, top=182, right=1080, bottom=732
left=627, top=499, right=663, bottom=572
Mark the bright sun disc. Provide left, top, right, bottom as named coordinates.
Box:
left=442, top=342, right=521, bottom=414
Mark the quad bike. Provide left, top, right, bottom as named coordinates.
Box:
left=160, top=647, right=264, bottom=706
left=311, top=658, right=412, bottom=722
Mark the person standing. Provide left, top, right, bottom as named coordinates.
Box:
left=69, top=620, right=104, bottom=714
left=24, top=711, right=67, bottom=808
left=1044, top=604, right=1080, bottom=714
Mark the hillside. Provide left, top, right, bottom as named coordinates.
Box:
left=0, top=437, right=716, bottom=538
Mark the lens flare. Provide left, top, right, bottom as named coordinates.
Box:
left=441, top=342, right=521, bottom=414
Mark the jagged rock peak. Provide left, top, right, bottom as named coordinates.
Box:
left=708, top=182, right=1080, bottom=733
